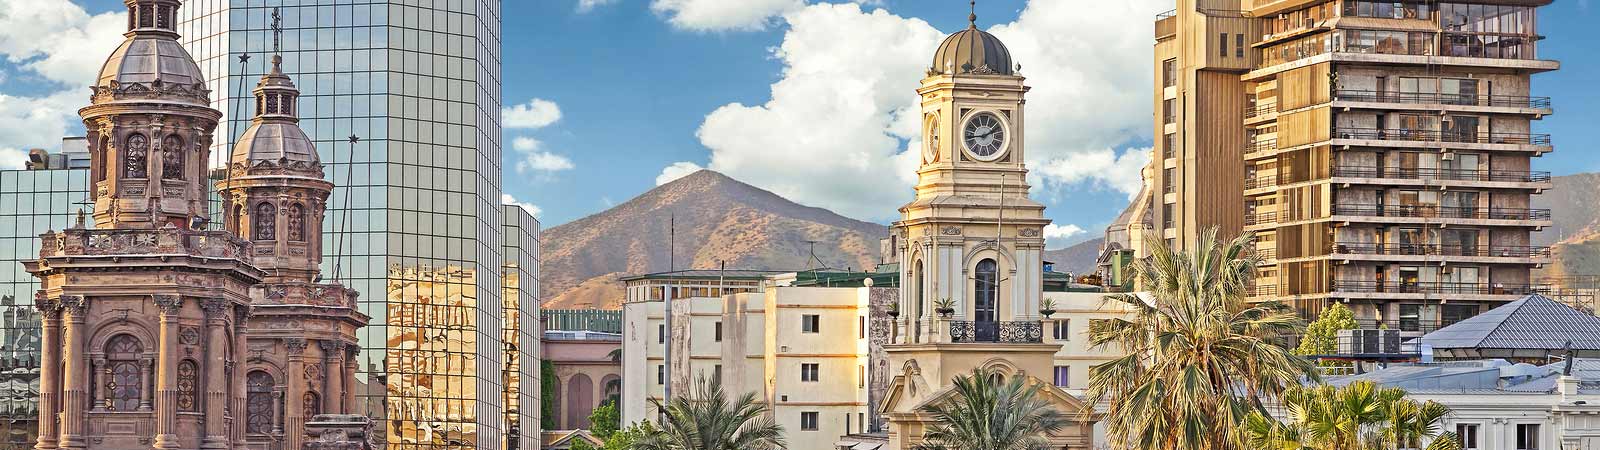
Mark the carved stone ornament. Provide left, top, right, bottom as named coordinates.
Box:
left=319, top=340, right=343, bottom=353
left=153, top=295, right=182, bottom=315
left=284, top=338, right=307, bottom=356
left=201, top=298, right=229, bottom=319
left=940, top=226, right=962, bottom=236
left=179, top=326, right=201, bottom=345
left=34, top=295, right=62, bottom=319
left=306, top=363, right=322, bottom=381
left=59, top=296, right=87, bottom=317
left=1019, top=228, right=1041, bottom=238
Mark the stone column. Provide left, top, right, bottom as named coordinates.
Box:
left=152, top=294, right=182, bottom=449
left=201, top=300, right=230, bottom=449
left=343, top=344, right=358, bottom=414
left=139, top=358, right=154, bottom=410
left=35, top=298, right=62, bottom=450
left=231, top=306, right=250, bottom=450
left=57, top=296, right=87, bottom=450
left=92, top=359, right=107, bottom=410
left=319, top=340, right=344, bottom=414
left=284, top=338, right=307, bottom=450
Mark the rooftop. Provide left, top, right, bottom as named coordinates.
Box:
left=1418, top=294, right=1600, bottom=357
left=619, top=269, right=790, bottom=282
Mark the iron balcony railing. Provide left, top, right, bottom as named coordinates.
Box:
left=1245, top=103, right=1279, bottom=119
left=1247, top=284, right=1280, bottom=298
left=1244, top=211, right=1279, bottom=226
left=1246, top=139, right=1278, bottom=156
left=1334, top=89, right=1552, bottom=109
left=1330, top=204, right=1552, bottom=221
left=948, top=320, right=1043, bottom=344
left=1333, top=127, right=1552, bottom=146
left=1329, top=166, right=1552, bottom=183
left=1331, top=280, right=1551, bottom=296
left=1351, top=319, right=1444, bottom=334
left=1156, top=9, right=1177, bottom=20
left=1329, top=243, right=1552, bottom=258
left=1255, top=247, right=1278, bottom=261
left=1244, top=175, right=1278, bottom=190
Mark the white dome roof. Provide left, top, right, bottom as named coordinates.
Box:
left=232, top=122, right=319, bottom=166
left=97, top=36, right=207, bottom=100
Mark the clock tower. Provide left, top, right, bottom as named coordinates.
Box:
left=894, top=8, right=1051, bottom=344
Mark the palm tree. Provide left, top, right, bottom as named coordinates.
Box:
left=913, top=368, right=1068, bottom=450
left=1085, top=228, right=1319, bottom=450
left=634, top=375, right=785, bottom=450
left=1242, top=381, right=1461, bottom=450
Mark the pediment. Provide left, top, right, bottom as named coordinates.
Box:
left=881, top=372, right=1093, bottom=418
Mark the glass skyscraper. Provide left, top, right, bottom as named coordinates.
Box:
left=176, top=1, right=519, bottom=449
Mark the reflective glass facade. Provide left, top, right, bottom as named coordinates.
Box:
left=0, top=158, right=89, bottom=448
left=500, top=206, right=539, bottom=450
left=178, top=1, right=512, bottom=448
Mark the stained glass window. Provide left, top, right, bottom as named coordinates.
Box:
left=106, top=334, right=143, bottom=411
left=303, top=391, right=320, bottom=418
left=124, top=134, right=149, bottom=179
left=287, top=204, right=305, bottom=242
left=176, top=360, right=198, bottom=412
left=161, top=135, right=184, bottom=180
left=246, top=371, right=275, bottom=434
left=254, top=203, right=276, bottom=241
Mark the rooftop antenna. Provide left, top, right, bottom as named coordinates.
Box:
left=333, top=134, right=359, bottom=283
left=804, top=240, right=828, bottom=271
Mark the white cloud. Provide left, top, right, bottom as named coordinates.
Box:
left=502, top=194, right=543, bottom=218
left=655, top=161, right=705, bottom=185
left=0, top=90, right=85, bottom=167
left=520, top=151, right=576, bottom=173
left=650, top=0, right=804, bottom=31
left=0, top=0, right=127, bottom=86
left=1042, top=223, right=1086, bottom=249
left=502, top=99, right=563, bottom=129
left=0, top=147, right=26, bottom=170
left=681, top=0, right=1160, bottom=221
left=512, top=136, right=541, bottom=152
left=577, top=0, right=618, bottom=13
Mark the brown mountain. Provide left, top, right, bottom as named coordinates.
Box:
left=540, top=170, right=889, bottom=310
left=1535, top=173, right=1600, bottom=278
left=1043, top=237, right=1104, bottom=276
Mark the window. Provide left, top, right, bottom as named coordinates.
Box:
left=974, top=259, right=998, bottom=324
left=1164, top=168, right=1176, bottom=194
left=858, top=365, right=865, bottom=388
left=1516, top=423, right=1539, bottom=449
left=859, top=316, right=866, bottom=339
left=658, top=324, right=665, bottom=344
left=801, top=363, right=820, bottom=382
left=1053, top=366, right=1070, bottom=387
left=1162, top=133, right=1175, bottom=159
left=124, top=134, right=149, bottom=178
left=713, top=364, right=722, bottom=382
left=1161, top=58, right=1176, bottom=87
left=1220, top=33, right=1229, bottom=56
left=161, top=135, right=184, bottom=180
left=714, top=321, right=722, bottom=342
left=176, top=360, right=199, bottom=412
left=801, top=412, right=819, bottom=431
left=287, top=204, right=306, bottom=242
left=1457, top=424, right=1479, bottom=449
left=1236, top=34, right=1245, bottom=57
left=107, top=334, right=144, bottom=411
left=303, top=391, right=321, bottom=418
left=246, top=371, right=275, bottom=434
left=1163, top=99, right=1175, bottom=124
left=1053, top=319, right=1070, bottom=341
left=657, top=365, right=664, bottom=385
left=254, top=203, right=277, bottom=241
left=802, top=315, right=820, bottom=333
left=1163, top=203, right=1175, bottom=229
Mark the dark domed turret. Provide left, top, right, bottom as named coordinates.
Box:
left=930, top=6, right=1014, bottom=76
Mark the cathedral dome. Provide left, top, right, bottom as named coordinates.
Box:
left=96, top=36, right=207, bottom=101
left=232, top=122, right=319, bottom=166
left=931, top=22, right=1014, bottom=76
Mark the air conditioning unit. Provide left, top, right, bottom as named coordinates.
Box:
left=1337, top=329, right=1406, bottom=354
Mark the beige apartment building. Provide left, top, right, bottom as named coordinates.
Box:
left=1151, top=0, right=1556, bottom=329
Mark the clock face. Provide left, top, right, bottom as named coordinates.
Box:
left=924, top=114, right=940, bottom=163
left=963, top=112, right=1007, bottom=160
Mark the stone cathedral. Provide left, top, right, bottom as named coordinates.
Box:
left=26, top=1, right=368, bottom=450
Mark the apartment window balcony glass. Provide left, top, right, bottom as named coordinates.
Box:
left=1245, top=138, right=1278, bottom=156
left=1162, top=133, right=1176, bottom=159
left=1162, top=58, right=1177, bottom=88
left=1330, top=204, right=1551, bottom=221
left=1329, top=242, right=1551, bottom=258
left=1334, top=89, right=1551, bottom=109
left=1331, top=279, right=1549, bottom=297
left=1244, top=211, right=1278, bottom=226
left=1330, top=166, right=1551, bottom=183
left=1343, top=1, right=1432, bottom=20
left=1244, top=174, right=1278, bottom=190
left=1245, top=102, right=1278, bottom=119
left=1333, top=127, right=1551, bottom=146
left=1163, top=99, right=1175, bottom=124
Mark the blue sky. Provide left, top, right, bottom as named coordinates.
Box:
left=1, top=0, right=1596, bottom=249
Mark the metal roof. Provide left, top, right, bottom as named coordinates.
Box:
left=619, top=269, right=789, bottom=282
left=1418, top=294, right=1600, bottom=352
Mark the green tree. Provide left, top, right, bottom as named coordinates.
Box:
left=589, top=398, right=622, bottom=439
left=1085, top=228, right=1320, bottom=450
left=1242, top=381, right=1460, bottom=450
left=541, top=360, right=558, bottom=431
left=634, top=375, right=785, bottom=450
left=913, top=368, right=1068, bottom=450
left=571, top=439, right=599, bottom=450
left=1293, top=302, right=1358, bottom=357
left=603, top=421, right=657, bottom=450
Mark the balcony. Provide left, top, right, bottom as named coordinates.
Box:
left=1330, top=166, right=1551, bottom=183
left=1333, top=127, right=1552, bottom=147
left=1155, top=9, right=1176, bottom=40
left=1334, top=89, right=1552, bottom=110
left=1330, top=243, right=1551, bottom=259
left=1247, top=284, right=1280, bottom=298
left=948, top=320, right=1042, bottom=344
left=1331, top=280, right=1550, bottom=297
left=1245, top=103, right=1278, bottom=120
left=1330, top=204, right=1552, bottom=221
left=1244, top=174, right=1278, bottom=190
left=1245, top=138, right=1278, bottom=158
left=1245, top=211, right=1279, bottom=226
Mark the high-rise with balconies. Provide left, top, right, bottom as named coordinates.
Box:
left=1230, top=0, right=1557, bottom=330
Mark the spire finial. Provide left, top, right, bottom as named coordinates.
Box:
left=969, top=1, right=978, bottom=29
left=270, top=8, right=284, bottom=73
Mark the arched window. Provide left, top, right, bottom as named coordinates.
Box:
left=176, top=360, right=199, bottom=412
left=161, top=135, right=184, bottom=180
left=974, top=259, right=998, bottom=323
left=254, top=203, right=277, bottom=241
left=246, top=371, right=275, bottom=434
left=94, top=135, right=109, bottom=185
left=287, top=204, right=306, bottom=242
left=106, top=335, right=143, bottom=411
left=913, top=260, right=925, bottom=318
left=124, top=134, right=149, bottom=178
left=303, top=391, right=321, bottom=418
